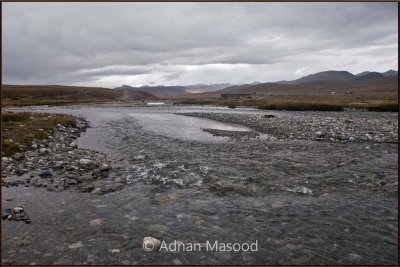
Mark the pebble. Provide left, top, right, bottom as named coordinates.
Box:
left=77, top=175, right=93, bottom=182
left=172, top=259, right=182, bottom=265
left=271, top=201, right=284, bottom=208
left=295, top=255, right=311, bottom=264
left=143, top=237, right=161, bottom=251
left=38, top=170, right=53, bottom=178
left=89, top=218, right=105, bottom=227
left=39, top=148, right=50, bottom=154
left=79, top=158, right=93, bottom=165
left=348, top=253, right=362, bottom=260
left=315, top=131, right=324, bottom=137
left=91, top=188, right=103, bottom=195
left=12, top=153, right=24, bottom=161
left=68, top=241, right=83, bottom=249
left=69, top=142, right=77, bottom=148
left=13, top=207, right=24, bottom=213
left=100, top=163, right=111, bottom=172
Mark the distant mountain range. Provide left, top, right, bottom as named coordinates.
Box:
left=115, top=83, right=234, bottom=97
left=116, top=70, right=397, bottom=98
left=277, top=70, right=398, bottom=85
left=115, top=85, right=189, bottom=98
left=214, top=70, right=398, bottom=98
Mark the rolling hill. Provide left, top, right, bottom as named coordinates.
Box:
left=2, top=84, right=157, bottom=106
left=215, top=75, right=398, bottom=98
left=278, top=71, right=355, bottom=84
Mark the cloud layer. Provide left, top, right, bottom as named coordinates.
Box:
left=2, top=2, right=398, bottom=87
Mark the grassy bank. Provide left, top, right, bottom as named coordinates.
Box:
left=2, top=99, right=132, bottom=107
left=257, top=103, right=344, bottom=111
left=175, top=97, right=398, bottom=112
left=2, top=112, right=77, bottom=156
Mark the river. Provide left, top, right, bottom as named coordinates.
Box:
left=2, top=105, right=398, bottom=265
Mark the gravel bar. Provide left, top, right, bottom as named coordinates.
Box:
left=179, top=112, right=398, bottom=143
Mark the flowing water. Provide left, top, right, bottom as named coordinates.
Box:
left=2, top=105, right=398, bottom=265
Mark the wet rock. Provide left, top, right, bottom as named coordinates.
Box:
left=66, top=179, right=78, bottom=185
left=39, top=148, right=50, bottom=154
left=172, top=259, right=182, bottom=265
left=69, top=142, right=78, bottom=148
left=13, top=207, right=24, bottom=213
left=2, top=206, right=31, bottom=223
left=77, top=175, right=93, bottom=182
left=46, top=185, right=59, bottom=192
left=38, top=170, right=53, bottom=178
left=69, top=241, right=83, bottom=249
left=89, top=218, right=105, bottom=227
left=53, top=161, right=64, bottom=169
left=348, top=253, right=362, bottom=260
left=100, top=163, right=111, bottom=172
left=12, top=153, right=24, bottom=161
left=91, top=188, right=103, bottom=195
left=79, top=158, right=92, bottom=165
left=295, top=255, right=311, bottom=265
left=15, top=169, right=25, bottom=176
left=143, top=237, right=161, bottom=251
left=79, top=159, right=98, bottom=169
left=80, top=186, right=95, bottom=193
left=101, top=183, right=124, bottom=194
left=271, top=201, right=284, bottom=208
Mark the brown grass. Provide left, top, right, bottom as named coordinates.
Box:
left=2, top=112, right=77, bottom=156
left=175, top=96, right=398, bottom=111
left=1, top=84, right=157, bottom=107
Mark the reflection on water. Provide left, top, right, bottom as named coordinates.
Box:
left=2, top=105, right=398, bottom=265
left=128, top=112, right=251, bottom=142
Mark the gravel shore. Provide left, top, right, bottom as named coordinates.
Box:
left=1, top=117, right=122, bottom=198
left=179, top=112, right=398, bottom=143
left=201, top=128, right=260, bottom=139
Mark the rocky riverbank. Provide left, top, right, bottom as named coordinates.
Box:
left=1, top=116, right=124, bottom=198
left=179, top=112, right=398, bottom=143
left=201, top=128, right=260, bottom=139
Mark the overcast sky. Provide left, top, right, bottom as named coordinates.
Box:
left=2, top=2, right=398, bottom=87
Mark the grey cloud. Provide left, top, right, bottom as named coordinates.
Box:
left=2, top=2, right=398, bottom=87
